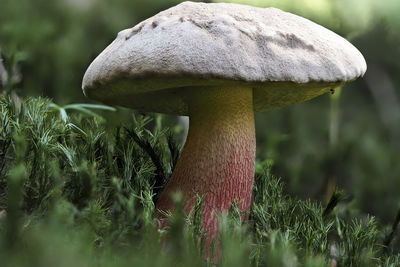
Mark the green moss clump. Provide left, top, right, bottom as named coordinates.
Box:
left=0, top=96, right=399, bottom=266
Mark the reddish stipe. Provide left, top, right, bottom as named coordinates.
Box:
left=156, top=86, right=255, bottom=245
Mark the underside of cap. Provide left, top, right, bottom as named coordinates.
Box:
left=82, top=1, right=366, bottom=115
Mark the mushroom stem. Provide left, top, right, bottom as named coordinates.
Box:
left=156, top=86, right=255, bottom=241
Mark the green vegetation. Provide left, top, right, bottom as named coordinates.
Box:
left=1, top=0, right=399, bottom=265
left=0, top=96, right=399, bottom=266
left=1, top=0, right=400, bottom=221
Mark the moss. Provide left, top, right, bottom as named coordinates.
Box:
left=0, top=96, right=399, bottom=266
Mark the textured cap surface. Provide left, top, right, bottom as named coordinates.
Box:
left=82, top=1, right=366, bottom=115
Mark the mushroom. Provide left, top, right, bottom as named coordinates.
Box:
left=82, top=1, right=366, bottom=244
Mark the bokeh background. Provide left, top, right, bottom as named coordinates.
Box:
left=1, top=0, right=399, bottom=223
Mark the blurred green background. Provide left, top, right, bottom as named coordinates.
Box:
left=1, top=0, right=399, bottom=223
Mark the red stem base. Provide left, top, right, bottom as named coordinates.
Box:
left=156, top=86, right=255, bottom=248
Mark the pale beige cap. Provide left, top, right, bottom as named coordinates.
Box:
left=82, top=1, right=366, bottom=115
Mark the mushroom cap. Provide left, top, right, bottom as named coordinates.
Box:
left=82, top=1, right=366, bottom=115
